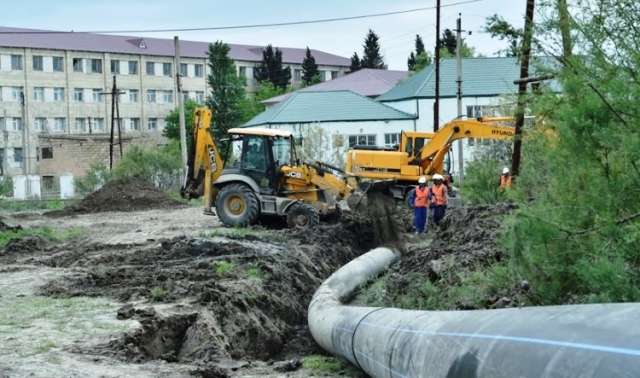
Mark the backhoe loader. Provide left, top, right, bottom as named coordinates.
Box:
left=345, top=117, right=515, bottom=199
left=181, top=107, right=356, bottom=228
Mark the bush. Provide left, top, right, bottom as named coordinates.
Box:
left=461, top=158, right=504, bottom=204
left=75, top=163, right=111, bottom=195
left=112, top=142, right=182, bottom=190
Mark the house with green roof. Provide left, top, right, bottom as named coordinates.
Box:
left=244, top=90, right=416, bottom=165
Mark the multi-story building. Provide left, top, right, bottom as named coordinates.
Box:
left=0, top=26, right=350, bottom=197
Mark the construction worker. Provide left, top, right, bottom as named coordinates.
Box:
left=430, top=174, right=448, bottom=225
left=500, top=167, right=512, bottom=189
left=407, top=176, right=429, bottom=234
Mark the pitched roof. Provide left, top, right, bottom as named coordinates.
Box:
left=0, top=26, right=350, bottom=66
left=377, top=57, right=554, bottom=102
left=244, top=90, right=416, bottom=127
left=262, top=68, right=408, bottom=105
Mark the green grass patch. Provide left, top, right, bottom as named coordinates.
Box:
left=302, top=355, right=359, bottom=376
left=0, top=199, right=69, bottom=213
left=0, top=226, right=84, bottom=248
left=150, top=287, right=168, bottom=302
left=211, top=260, right=235, bottom=277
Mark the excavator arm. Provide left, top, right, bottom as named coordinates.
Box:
left=180, top=107, right=224, bottom=202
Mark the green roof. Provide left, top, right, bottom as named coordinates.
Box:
left=244, top=90, right=416, bottom=126
left=377, top=57, right=554, bottom=102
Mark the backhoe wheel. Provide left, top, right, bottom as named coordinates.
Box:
left=215, top=183, right=260, bottom=227
left=286, top=203, right=320, bottom=228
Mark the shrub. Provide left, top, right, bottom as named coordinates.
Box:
left=112, top=142, right=181, bottom=190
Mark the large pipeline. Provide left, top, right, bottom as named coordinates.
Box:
left=308, top=247, right=640, bottom=377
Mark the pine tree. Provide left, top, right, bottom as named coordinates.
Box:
left=415, top=34, right=425, bottom=55
left=301, top=47, right=320, bottom=86
left=439, top=29, right=457, bottom=55
left=253, top=45, right=292, bottom=90
left=408, top=34, right=432, bottom=72
left=349, top=52, right=361, bottom=72
left=407, top=52, right=416, bottom=71
left=361, top=29, right=385, bottom=69
left=205, top=41, right=246, bottom=158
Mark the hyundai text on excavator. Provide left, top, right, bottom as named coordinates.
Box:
left=345, top=117, right=515, bottom=199
left=181, top=107, right=356, bottom=228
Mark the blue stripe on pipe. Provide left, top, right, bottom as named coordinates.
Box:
left=358, top=321, right=640, bottom=357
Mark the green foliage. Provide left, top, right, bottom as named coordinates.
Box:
left=0, top=176, right=12, bottom=197
left=484, top=14, right=523, bottom=57
left=74, top=162, right=111, bottom=195
left=360, top=29, right=385, bottom=69
left=150, top=287, right=168, bottom=302
left=253, top=45, right=292, bottom=90
left=0, top=199, right=66, bottom=212
left=207, top=41, right=247, bottom=158
left=412, top=51, right=432, bottom=72
left=302, top=355, right=359, bottom=375
left=239, top=82, right=289, bottom=123
left=0, top=226, right=83, bottom=248
left=461, top=158, right=505, bottom=204
left=211, top=260, right=235, bottom=277
left=301, top=47, right=320, bottom=86
left=349, top=52, right=361, bottom=73
left=112, top=142, right=181, bottom=190
left=162, top=99, right=199, bottom=143
left=415, top=34, right=425, bottom=55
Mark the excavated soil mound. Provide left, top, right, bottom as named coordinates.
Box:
left=49, top=178, right=183, bottom=216
left=37, top=212, right=376, bottom=367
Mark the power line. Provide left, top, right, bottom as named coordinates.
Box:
left=0, top=0, right=484, bottom=35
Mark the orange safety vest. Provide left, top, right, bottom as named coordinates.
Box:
left=431, top=184, right=448, bottom=205
left=414, top=186, right=429, bottom=208
left=500, top=174, right=512, bottom=189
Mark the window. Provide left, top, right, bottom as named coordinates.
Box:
left=11, top=87, right=23, bottom=102
left=33, top=87, right=45, bottom=102
left=146, top=89, right=156, bottom=103
left=195, top=91, right=204, bottom=104
left=163, top=90, right=173, bottom=103
left=53, top=87, right=65, bottom=102
left=13, top=148, right=23, bottom=164
left=293, top=69, right=301, bottom=81
left=73, top=88, right=84, bottom=102
left=348, top=134, right=377, bottom=147
left=32, top=56, right=43, bottom=71
left=111, top=60, right=120, bottom=74
left=319, top=70, right=326, bottom=82
left=130, top=118, right=140, bottom=131
left=147, top=118, right=157, bottom=130
left=466, top=105, right=501, bottom=118
left=12, top=118, right=22, bottom=131
left=129, top=89, right=139, bottom=103
left=163, top=62, right=172, bottom=77
left=34, top=118, right=47, bottom=132
left=75, top=118, right=87, bottom=133
left=128, top=61, right=138, bottom=75
left=73, top=58, right=83, bottom=72
left=384, top=133, right=400, bottom=147
left=146, top=61, right=155, bottom=75
left=331, top=71, right=339, bottom=80
left=90, top=59, right=102, bottom=73
left=92, top=89, right=103, bottom=102
left=180, top=63, right=188, bottom=77
left=239, top=66, right=247, bottom=78
left=11, top=55, right=23, bottom=70
left=42, top=176, right=56, bottom=192
left=53, top=57, right=64, bottom=72
left=54, top=118, right=66, bottom=132
left=194, top=64, right=204, bottom=77
left=93, top=118, right=105, bottom=132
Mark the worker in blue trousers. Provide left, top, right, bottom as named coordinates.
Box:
left=407, top=176, right=430, bottom=234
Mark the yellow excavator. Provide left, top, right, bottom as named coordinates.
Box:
left=345, top=117, right=515, bottom=198
left=181, top=107, right=356, bottom=228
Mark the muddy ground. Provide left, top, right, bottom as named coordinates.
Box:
left=0, top=203, right=375, bottom=377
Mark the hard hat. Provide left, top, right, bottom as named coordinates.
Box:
left=502, top=167, right=510, bottom=174
left=433, top=174, right=444, bottom=181
left=418, top=176, right=427, bottom=184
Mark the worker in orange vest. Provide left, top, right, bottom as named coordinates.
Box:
left=430, top=174, right=448, bottom=225
left=407, top=176, right=430, bottom=234
left=500, top=167, right=513, bottom=189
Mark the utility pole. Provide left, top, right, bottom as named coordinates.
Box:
left=107, top=76, right=125, bottom=170
left=511, top=0, right=535, bottom=176
left=433, top=0, right=441, bottom=132
left=20, top=92, right=30, bottom=196
left=557, top=0, right=572, bottom=59
left=455, top=13, right=464, bottom=184
left=174, top=36, right=188, bottom=177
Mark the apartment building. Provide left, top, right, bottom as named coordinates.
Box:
left=0, top=26, right=350, bottom=197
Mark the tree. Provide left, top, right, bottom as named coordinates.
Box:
left=413, top=52, right=433, bottom=72
left=206, top=41, right=247, bottom=158
left=415, top=34, right=426, bottom=55
left=439, top=29, right=457, bottom=55
left=407, top=52, right=417, bottom=71
left=408, top=34, right=434, bottom=71
left=239, top=82, right=290, bottom=123
left=253, top=45, right=292, bottom=90
left=163, top=99, right=199, bottom=143
left=301, top=47, right=320, bottom=86
left=361, top=29, right=386, bottom=69
left=349, top=52, right=361, bottom=72
left=484, top=14, right=523, bottom=57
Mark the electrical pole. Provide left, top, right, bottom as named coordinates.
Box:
left=109, top=78, right=116, bottom=171
left=20, top=92, right=30, bottom=196
left=455, top=14, right=464, bottom=184
left=174, top=36, right=188, bottom=178
left=511, top=0, right=535, bottom=176
left=433, top=0, right=441, bottom=132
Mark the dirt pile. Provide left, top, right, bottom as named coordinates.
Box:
left=37, top=212, right=376, bottom=367
left=49, top=178, right=183, bottom=215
